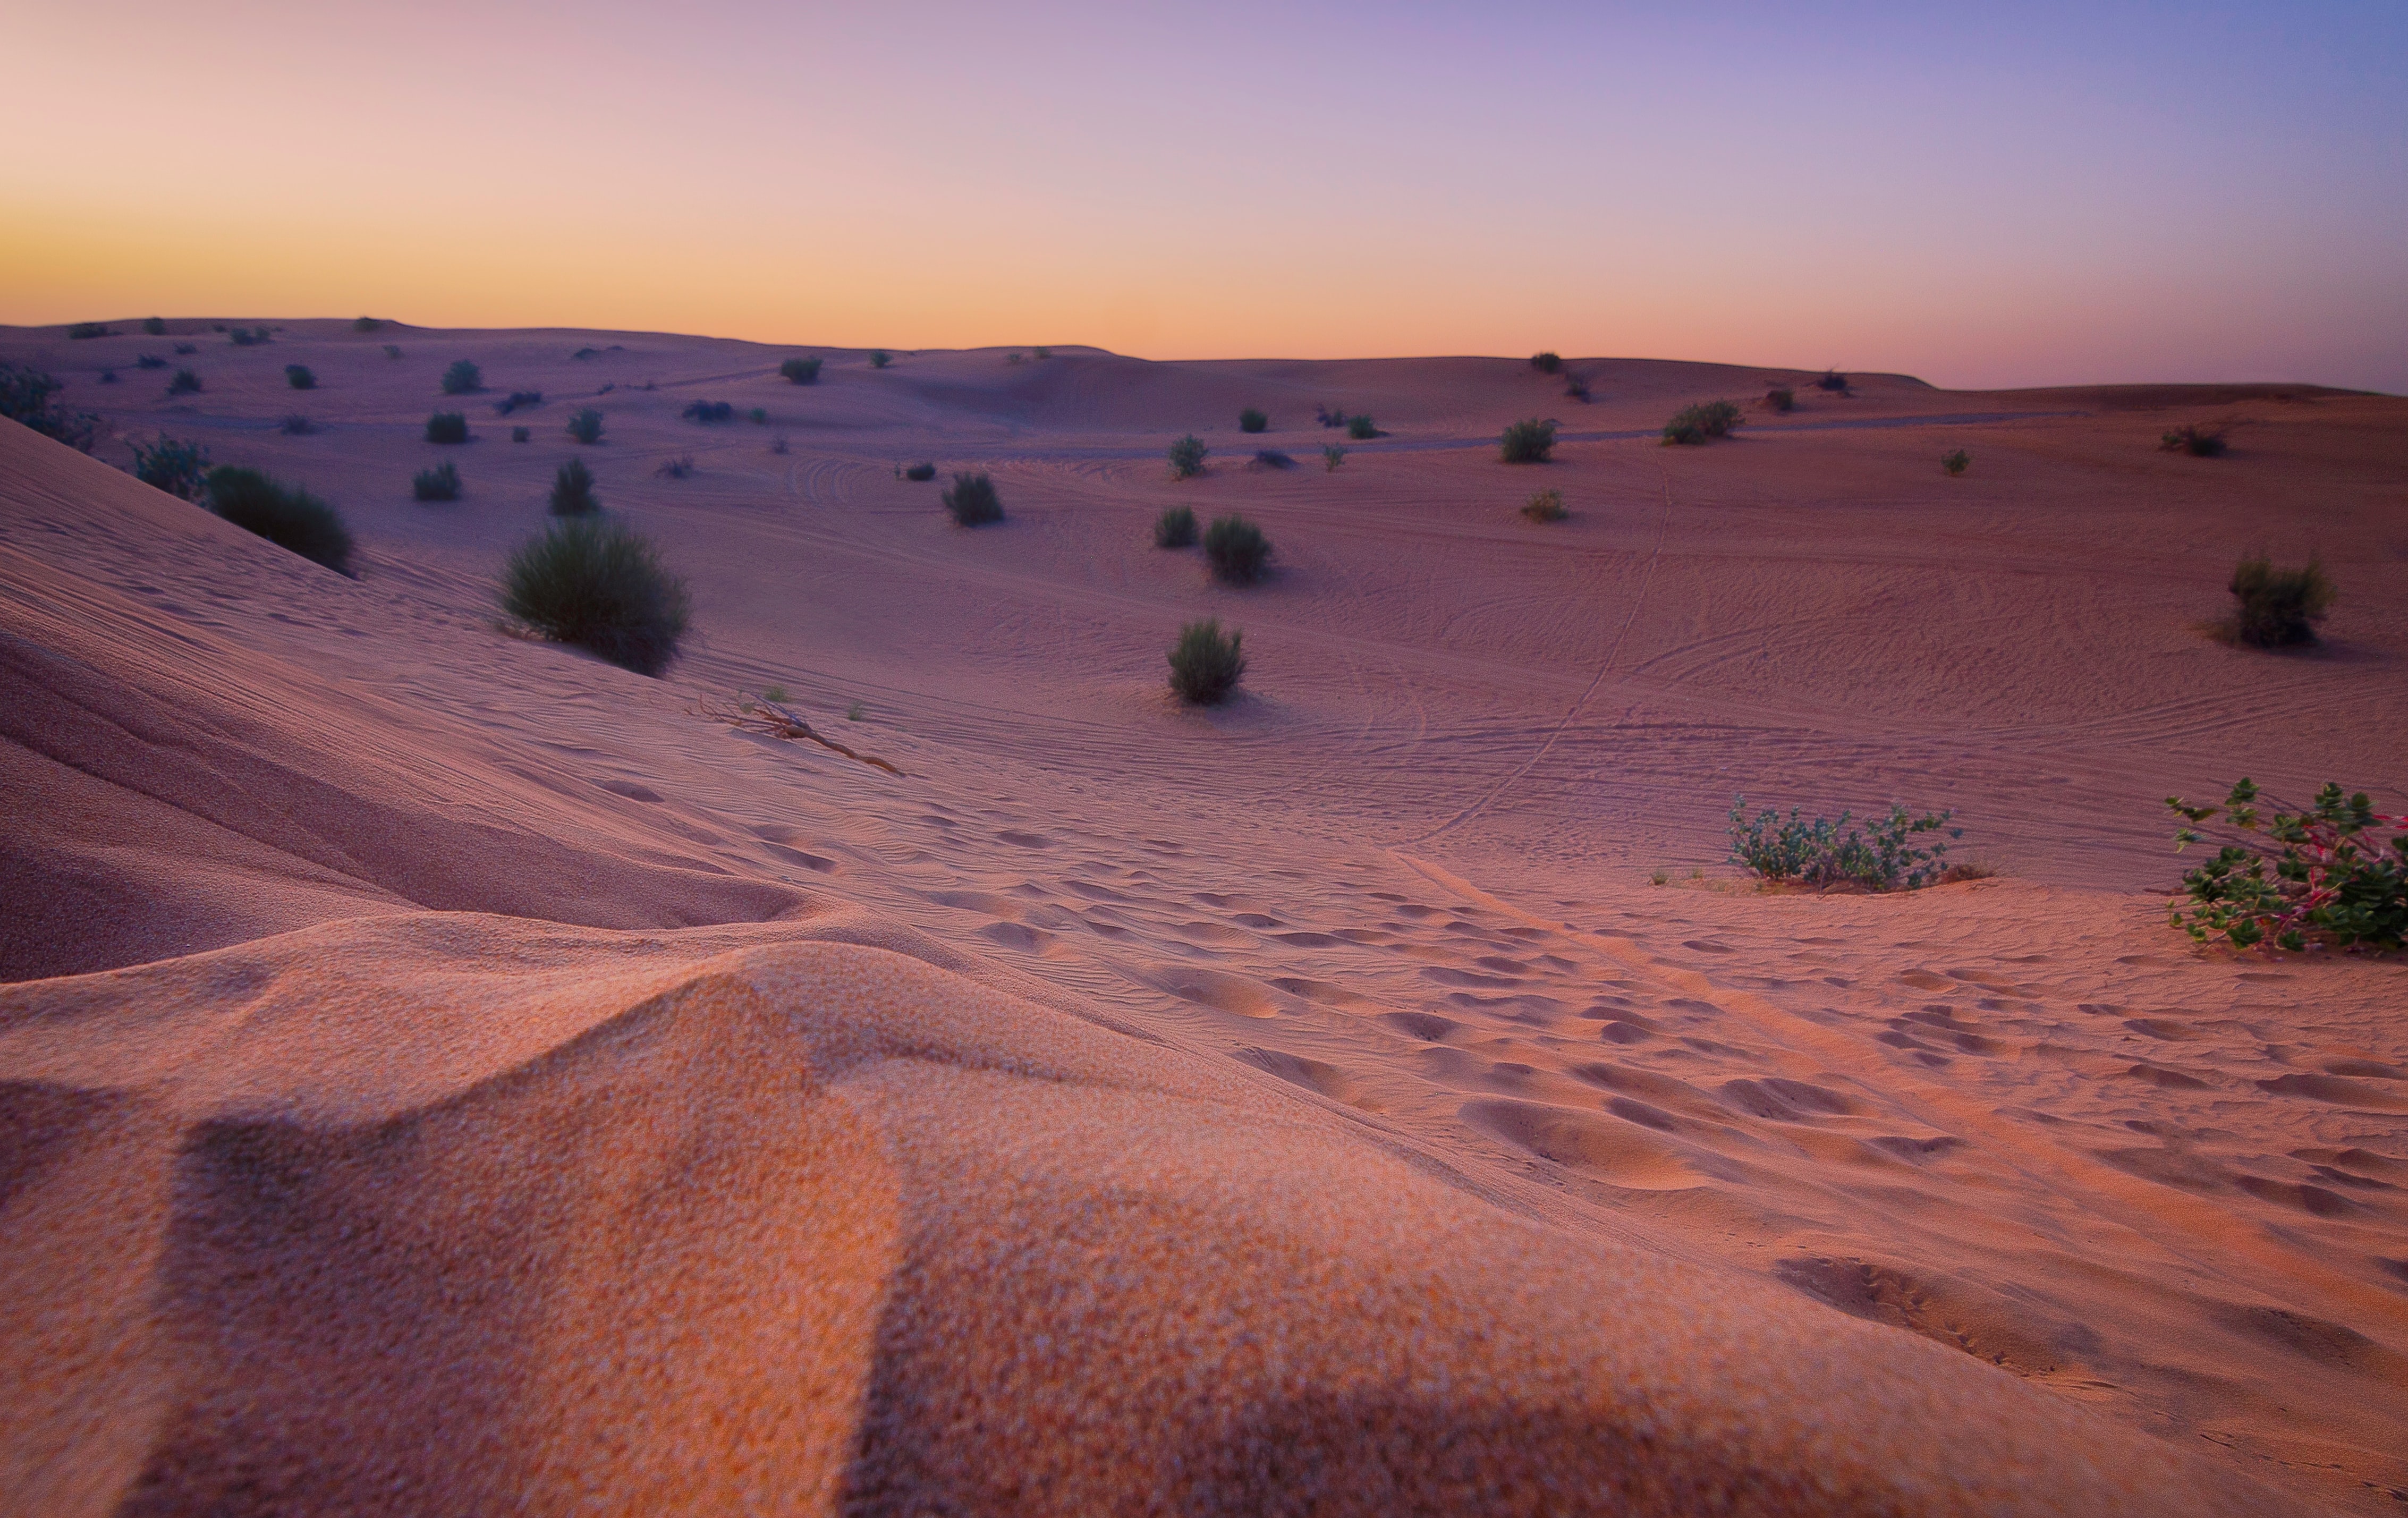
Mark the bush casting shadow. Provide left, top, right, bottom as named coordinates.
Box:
left=501, top=518, right=691, bottom=676
left=1663, top=401, right=1742, bottom=445
left=567, top=409, right=606, bottom=445
left=426, top=412, right=470, bottom=444
left=2226, top=555, right=2334, bottom=647
left=550, top=458, right=600, bottom=516
left=904, top=462, right=937, bottom=481
left=1169, top=434, right=1209, bottom=479
left=1941, top=450, right=1970, bottom=477
left=1, top=363, right=101, bottom=452
left=442, top=359, right=483, bottom=395
left=1728, top=796, right=1960, bottom=891
left=413, top=462, right=462, bottom=502
left=1521, top=488, right=1566, bottom=523
left=1239, top=408, right=1269, bottom=434
left=780, top=357, right=823, bottom=385
left=1168, top=618, right=1246, bottom=705
left=130, top=437, right=212, bottom=499
left=944, top=472, right=1003, bottom=526
left=1204, top=515, right=1271, bottom=584
left=1154, top=505, right=1198, bottom=548
left=1500, top=418, right=1556, bottom=463
left=285, top=364, right=316, bottom=390
left=2163, top=423, right=2228, bottom=457
left=206, top=466, right=355, bottom=576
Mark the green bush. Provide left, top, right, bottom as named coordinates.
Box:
left=426, top=411, right=469, bottom=444
left=1168, top=618, right=1245, bottom=705
left=143, top=317, right=169, bottom=336
left=567, top=408, right=605, bottom=444
left=869, top=350, right=892, bottom=369
left=285, top=364, right=316, bottom=390
left=167, top=368, right=202, bottom=396
left=1766, top=387, right=1794, bottom=413
left=69, top=322, right=115, bottom=340
left=1500, top=417, right=1556, bottom=463
left=0, top=363, right=101, bottom=452
left=1154, top=505, right=1198, bottom=548
left=1168, top=434, right=1209, bottom=479
left=129, top=436, right=212, bottom=499
left=1521, top=488, right=1566, bottom=523
left=2162, top=423, right=2227, bottom=457
left=683, top=399, right=735, bottom=423
left=904, top=462, right=937, bottom=481
left=549, top=458, right=599, bottom=516
left=1663, top=400, right=1743, bottom=445
left=1346, top=414, right=1380, bottom=440
left=500, top=517, right=691, bottom=676
left=943, top=471, right=1003, bottom=526
left=1941, top=449, right=1970, bottom=477
left=205, top=465, right=355, bottom=575
left=1239, top=407, right=1269, bottom=434
left=1203, top=514, right=1271, bottom=584
left=441, top=359, right=483, bottom=395
left=779, top=357, right=823, bottom=384
left=512, top=426, right=531, bottom=443
left=1728, top=796, right=1961, bottom=891
left=413, top=461, right=462, bottom=501
left=352, top=316, right=383, bottom=333
left=2226, top=555, right=2334, bottom=647
left=2166, top=779, right=2406, bottom=952
left=1322, top=444, right=1346, bottom=471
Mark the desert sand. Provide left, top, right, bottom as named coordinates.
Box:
left=2, top=319, right=2403, bottom=1515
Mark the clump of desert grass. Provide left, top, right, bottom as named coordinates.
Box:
left=1154, top=505, right=1198, bottom=548
left=549, top=457, right=599, bottom=516
left=1662, top=400, right=1742, bottom=445
left=1168, top=434, right=1209, bottom=479
left=1203, top=515, right=1271, bottom=584
left=1499, top=417, right=1556, bottom=463
left=1563, top=373, right=1592, bottom=402
left=1521, top=488, right=1566, bottom=523
left=500, top=518, right=691, bottom=676
left=2220, top=555, right=2335, bottom=648
left=1322, top=444, right=1346, bottom=471
left=167, top=368, right=202, bottom=396
left=206, top=465, right=355, bottom=575
left=656, top=454, right=696, bottom=479
left=1347, top=414, right=1381, bottom=440
left=412, top=462, right=462, bottom=502
left=2162, top=423, right=2228, bottom=457
left=943, top=471, right=1003, bottom=526
left=425, top=411, right=470, bottom=444
left=1765, top=387, right=1794, bottom=413
left=1168, top=618, right=1245, bottom=705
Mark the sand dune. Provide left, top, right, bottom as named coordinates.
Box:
left=3, top=322, right=2403, bottom=1513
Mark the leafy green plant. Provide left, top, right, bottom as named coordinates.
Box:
left=1168, top=618, right=1245, bottom=705
left=1322, top=444, right=1346, bottom=471
left=129, top=436, right=213, bottom=499
left=1203, top=515, right=1271, bottom=584
left=285, top=364, right=316, bottom=390
left=1500, top=417, right=1556, bottom=463
left=1728, top=796, right=1961, bottom=891
left=1346, top=414, right=1380, bottom=440
left=2162, top=423, right=2227, bottom=457
left=205, top=465, right=355, bottom=575
left=2226, top=555, right=2334, bottom=647
left=1766, top=387, right=1794, bottom=413
left=1941, top=449, right=1970, bottom=477
left=69, top=322, right=115, bottom=340
left=943, top=471, right=1003, bottom=526
left=500, top=517, right=691, bottom=676
left=1663, top=400, right=1743, bottom=445
left=167, top=368, right=202, bottom=396
left=0, top=363, right=101, bottom=452
left=1530, top=352, right=1563, bottom=375
left=869, top=350, right=892, bottom=369
left=1240, top=407, right=1269, bottom=434
left=1154, top=505, right=1198, bottom=547
left=904, top=462, right=937, bottom=481
left=441, top=359, right=483, bottom=395
left=413, top=461, right=462, bottom=501
left=1168, top=434, right=1209, bottom=479
left=566, top=408, right=605, bottom=444
left=143, top=317, right=169, bottom=336
left=683, top=399, right=735, bottom=423
left=550, top=458, right=599, bottom=515
left=2167, top=779, right=2406, bottom=952
left=779, top=357, right=823, bottom=384
left=1521, top=488, right=1566, bottom=522
left=426, top=411, right=469, bottom=444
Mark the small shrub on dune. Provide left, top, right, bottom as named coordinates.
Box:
left=352, top=316, right=383, bottom=333
left=1530, top=352, right=1563, bottom=375
left=567, top=408, right=606, bottom=444
left=384, top=344, right=403, bottom=360
left=129, top=436, right=212, bottom=499
left=943, top=471, right=1003, bottom=526
left=1314, top=403, right=1347, bottom=429
left=1346, top=414, right=1380, bottom=440
left=205, top=465, right=355, bottom=575
left=69, top=322, right=116, bottom=340
left=1252, top=449, right=1295, bottom=470
left=100, top=370, right=120, bottom=385
left=1500, top=417, right=1557, bottom=463
left=136, top=354, right=167, bottom=370
left=1168, top=618, right=1245, bottom=705
left=1322, top=444, right=1346, bottom=471
left=904, top=462, right=937, bottom=481
left=656, top=454, right=696, bottom=479
left=1239, top=407, right=1269, bottom=434
left=1168, top=434, right=1209, bottom=479
left=512, top=425, right=531, bottom=443
left=2162, top=423, right=2228, bottom=457
left=143, top=317, right=169, bottom=336
left=1941, top=449, right=1970, bottom=477
left=228, top=326, right=272, bottom=346
left=869, top=350, right=892, bottom=369
left=495, top=391, right=543, bottom=415
left=750, top=407, right=768, bottom=425
left=1817, top=370, right=1850, bottom=394
left=2225, top=555, right=2334, bottom=648
left=1006, top=351, right=1024, bottom=365
left=683, top=399, right=735, bottom=423
left=1663, top=400, right=1743, bottom=445
left=426, top=411, right=470, bottom=444
left=1728, top=796, right=1961, bottom=891
left=1203, top=514, right=1271, bottom=584
left=413, top=461, right=462, bottom=501
left=1154, top=505, right=1198, bottom=547
left=0, top=363, right=101, bottom=452
left=167, top=368, right=202, bottom=396
left=1521, top=488, right=1566, bottom=523
left=769, top=435, right=789, bottom=455
left=441, top=359, right=483, bottom=395
left=285, top=364, right=316, bottom=390
left=1766, top=387, right=1795, bottom=413
left=2166, top=778, right=2406, bottom=952
left=779, top=357, right=823, bottom=385
left=173, top=342, right=198, bottom=356
left=549, top=458, right=599, bottom=516
left=1033, top=347, right=1051, bottom=360
left=279, top=414, right=318, bottom=436
left=501, top=517, right=691, bottom=676
left=1564, top=374, right=1592, bottom=402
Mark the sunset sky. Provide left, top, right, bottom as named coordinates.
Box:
left=6, top=1, right=2403, bottom=390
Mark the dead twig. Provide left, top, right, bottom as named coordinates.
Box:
left=696, top=699, right=905, bottom=777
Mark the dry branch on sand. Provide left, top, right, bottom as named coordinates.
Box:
left=695, top=698, right=904, bottom=776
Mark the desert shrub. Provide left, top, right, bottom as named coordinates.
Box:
left=943, top=471, right=1003, bottom=526
left=1564, top=374, right=1591, bottom=402
left=228, top=326, right=272, bottom=346
left=1347, top=414, right=1380, bottom=440
left=2226, top=554, right=2334, bottom=647
left=285, top=364, right=316, bottom=390
left=1766, top=387, right=1794, bottom=413
left=656, top=454, right=695, bottom=479
left=136, top=354, right=167, bottom=369
left=869, top=350, right=892, bottom=369
left=1033, top=347, right=1052, bottom=360
left=779, top=357, right=823, bottom=385
left=1314, top=403, right=1346, bottom=429
left=748, top=407, right=767, bottom=425
left=413, top=461, right=462, bottom=501
left=1252, top=449, right=1295, bottom=470
left=425, top=411, right=469, bottom=444
left=167, top=368, right=202, bottom=396
left=549, top=457, right=599, bottom=515
left=2166, top=779, right=2406, bottom=952
left=566, top=408, right=605, bottom=444
left=174, top=342, right=198, bottom=356
left=512, top=426, right=531, bottom=443
left=683, top=399, right=735, bottom=423
left=500, top=517, right=691, bottom=676
left=1728, top=796, right=1961, bottom=891
left=143, top=317, right=169, bottom=336
left=100, top=370, right=120, bottom=385
left=0, top=363, right=101, bottom=452
left=1007, top=352, right=1024, bottom=365
left=279, top=414, right=317, bottom=435
left=69, top=322, right=115, bottom=340
left=1203, top=514, right=1270, bottom=584
left=129, top=436, right=212, bottom=499
left=352, top=316, right=383, bottom=333
left=904, top=462, right=937, bottom=481
left=1168, top=434, right=1209, bottom=479
left=1154, top=505, right=1198, bottom=547
left=1530, top=351, right=1563, bottom=375
left=1168, top=618, right=1245, bottom=705
left=2162, top=423, right=2227, bottom=457
left=1239, top=407, right=1269, bottom=434
left=495, top=391, right=543, bottom=415
left=1322, top=444, right=1346, bottom=471
left=441, top=359, right=483, bottom=395
left=1521, top=488, right=1566, bottom=522
left=1941, top=449, right=1970, bottom=477
left=205, top=465, right=354, bottom=575
left=768, top=435, right=789, bottom=455
left=1817, top=370, right=1850, bottom=393
left=383, top=344, right=402, bottom=360
left=1500, top=417, right=1557, bottom=463
left=1663, top=400, right=1743, bottom=445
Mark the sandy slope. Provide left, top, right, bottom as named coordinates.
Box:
left=2, top=320, right=2404, bottom=1513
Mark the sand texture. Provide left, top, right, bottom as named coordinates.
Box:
left=4, top=324, right=2404, bottom=1514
